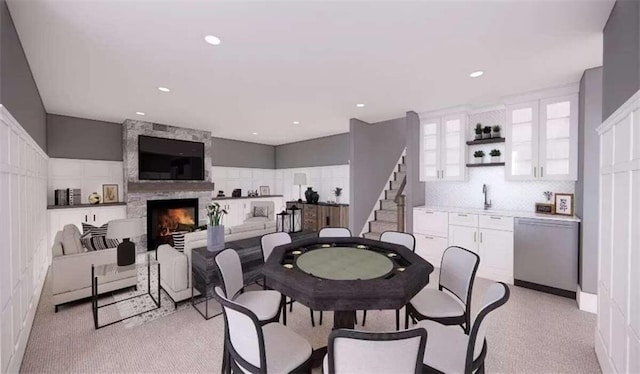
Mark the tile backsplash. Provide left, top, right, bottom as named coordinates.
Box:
left=424, top=167, right=575, bottom=212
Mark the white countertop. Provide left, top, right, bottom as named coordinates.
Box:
left=415, top=205, right=581, bottom=223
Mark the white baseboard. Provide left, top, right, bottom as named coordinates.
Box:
left=595, top=329, right=615, bottom=373
left=577, top=285, right=597, bottom=314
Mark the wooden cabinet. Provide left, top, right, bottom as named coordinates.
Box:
left=287, top=202, right=348, bottom=231
left=420, top=112, right=467, bottom=182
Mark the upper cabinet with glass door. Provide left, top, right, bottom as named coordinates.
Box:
left=505, top=94, right=577, bottom=181
left=420, top=113, right=466, bottom=182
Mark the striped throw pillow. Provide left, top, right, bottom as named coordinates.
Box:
left=80, top=232, right=120, bottom=251
left=172, top=231, right=188, bottom=252
left=82, top=222, right=109, bottom=236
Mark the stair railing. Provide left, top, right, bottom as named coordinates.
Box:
left=394, top=176, right=407, bottom=232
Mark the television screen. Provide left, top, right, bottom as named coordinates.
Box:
left=138, top=135, right=205, bottom=180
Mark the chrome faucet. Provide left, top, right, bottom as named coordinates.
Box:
left=483, top=184, right=492, bottom=210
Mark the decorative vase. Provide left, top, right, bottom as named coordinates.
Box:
left=311, top=191, right=320, bottom=204
left=492, top=131, right=501, bottom=138
left=491, top=156, right=501, bottom=163
left=207, top=225, right=225, bottom=252
left=482, top=132, right=491, bottom=139
left=475, top=133, right=482, bottom=140
left=335, top=195, right=341, bottom=204
left=474, top=157, right=483, bottom=164
left=88, top=192, right=101, bottom=204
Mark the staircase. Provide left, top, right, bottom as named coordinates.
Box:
left=363, top=156, right=406, bottom=240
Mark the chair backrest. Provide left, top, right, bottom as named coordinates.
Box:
left=380, top=231, right=416, bottom=252
left=328, top=328, right=427, bottom=374
left=213, top=286, right=266, bottom=373
left=439, top=246, right=480, bottom=305
left=318, top=227, right=352, bottom=238
left=260, top=232, right=291, bottom=262
left=466, top=282, right=510, bottom=373
left=214, top=249, right=244, bottom=299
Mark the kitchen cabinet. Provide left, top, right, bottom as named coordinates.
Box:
left=420, top=113, right=466, bottom=182
left=448, top=225, right=478, bottom=253
left=413, top=210, right=448, bottom=237
left=414, top=234, right=448, bottom=266
left=478, top=228, right=514, bottom=284
left=505, top=94, right=578, bottom=181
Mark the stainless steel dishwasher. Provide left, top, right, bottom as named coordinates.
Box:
left=514, top=218, right=579, bottom=298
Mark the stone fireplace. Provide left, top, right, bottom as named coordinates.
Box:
left=146, top=198, right=199, bottom=251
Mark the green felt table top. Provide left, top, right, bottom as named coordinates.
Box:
left=295, top=246, right=394, bottom=280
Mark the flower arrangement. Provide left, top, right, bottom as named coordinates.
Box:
left=206, top=200, right=227, bottom=226
left=333, top=187, right=342, bottom=197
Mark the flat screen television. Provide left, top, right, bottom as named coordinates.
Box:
left=138, top=135, right=205, bottom=180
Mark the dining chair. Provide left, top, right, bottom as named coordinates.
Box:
left=380, top=230, right=416, bottom=330
left=213, top=287, right=313, bottom=374
left=260, top=232, right=321, bottom=327
left=214, top=248, right=281, bottom=324
left=405, top=246, right=480, bottom=334
left=324, top=328, right=427, bottom=374
left=318, top=227, right=352, bottom=237
left=417, top=282, right=510, bottom=374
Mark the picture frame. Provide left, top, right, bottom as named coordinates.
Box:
left=102, top=184, right=119, bottom=203
left=259, top=186, right=270, bottom=196
left=554, top=193, right=574, bottom=216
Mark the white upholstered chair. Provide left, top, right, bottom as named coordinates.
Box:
left=406, top=246, right=480, bottom=333
left=318, top=227, right=352, bottom=237
left=380, top=230, right=416, bottom=330
left=417, top=282, right=510, bottom=374
left=214, top=249, right=281, bottom=324
left=214, top=287, right=313, bottom=374
left=324, top=328, right=427, bottom=374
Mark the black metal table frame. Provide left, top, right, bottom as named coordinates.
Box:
left=191, top=272, right=223, bottom=320
left=91, top=261, right=161, bottom=329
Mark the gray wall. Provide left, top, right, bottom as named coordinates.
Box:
left=47, top=114, right=123, bottom=160
left=405, top=111, right=424, bottom=233
left=212, top=137, right=275, bottom=168
left=349, top=117, right=407, bottom=234
left=275, top=133, right=349, bottom=169
left=576, top=67, right=602, bottom=294
left=602, top=0, right=640, bottom=121
left=1, top=1, right=47, bottom=151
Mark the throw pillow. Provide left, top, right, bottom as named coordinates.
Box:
left=172, top=231, right=188, bottom=252
left=61, top=224, right=83, bottom=255
left=82, top=222, right=109, bottom=236
left=253, top=206, right=269, bottom=218
left=80, top=232, right=120, bottom=251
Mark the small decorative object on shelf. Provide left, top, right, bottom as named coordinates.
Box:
left=206, top=200, right=227, bottom=252
left=232, top=189, right=241, bottom=198
left=473, top=150, right=485, bottom=164
left=482, top=126, right=492, bottom=139
left=259, top=186, right=270, bottom=196
left=333, top=187, right=343, bottom=204
left=535, top=202, right=555, bottom=214
left=216, top=190, right=225, bottom=198
left=492, top=125, right=501, bottom=138
left=474, top=123, right=483, bottom=140
left=305, top=187, right=320, bottom=204
left=554, top=193, right=574, bottom=216
left=247, top=190, right=259, bottom=197
left=88, top=192, right=101, bottom=204
left=102, top=184, right=118, bottom=203
left=543, top=191, right=553, bottom=202
left=489, top=149, right=501, bottom=163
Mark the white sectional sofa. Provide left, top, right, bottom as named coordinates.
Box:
left=51, top=224, right=138, bottom=311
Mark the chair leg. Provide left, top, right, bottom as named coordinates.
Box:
left=310, top=309, right=316, bottom=327
left=281, top=295, right=287, bottom=326
left=290, top=298, right=294, bottom=312
left=354, top=313, right=358, bottom=325
left=362, top=310, right=367, bottom=326
left=404, top=308, right=409, bottom=329
left=319, top=311, right=323, bottom=325
left=396, top=309, right=400, bottom=331
left=221, top=343, right=230, bottom=374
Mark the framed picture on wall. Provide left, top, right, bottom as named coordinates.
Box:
left=102, top=184, right=119, bottom=203
left=554, top=193, right=573, bottom=216
left=259, top=186, right=270, bottom=196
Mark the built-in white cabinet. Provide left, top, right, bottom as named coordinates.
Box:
left=420, top=113, right=466, bottom=182
left=212, top=196, right=284, bottom=228
left=505, top=94, right=578, bottom=181
left=413, top=209, right=448, bottom=264
left=48, top=205, right=127, bottom=246
left=448, top=225, right=478, bottom=252
left=477, top=228, right=514, bottom=283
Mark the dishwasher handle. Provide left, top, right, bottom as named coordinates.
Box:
left=515, top=218, right=577, bottom=229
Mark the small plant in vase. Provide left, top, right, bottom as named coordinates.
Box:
left=482, top=126, right=492, bottom=139
left=492, top=125, right=501, bottom=138
left=490, top=149, right=501, bottom=163
left=333, top=187, right=343, bottom=204
left=206, top=200, right=227, bottom=252
left=474, top=123, right=483, bottom=140
left=473, top=150, right=485, bottom=164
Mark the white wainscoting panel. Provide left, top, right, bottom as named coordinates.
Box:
left=48, top=159, right=124, bottom=205
left=211, top=167, right=276, bottom=198
left=0, top=106, right=49, bottom=373
left=596, top=89, right=640, bottom=373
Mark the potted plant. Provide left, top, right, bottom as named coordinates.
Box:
left=490, top=149, right=501, bottom=163
left=206, top=200, right=227, bottom=252
left=473, top=150, right=485, bottom=164
left=474, top=123, right=483, bottom=140
left=492, top=125, right=501, bottom=138
left=333, top=187, right=343, bottom=204
left=482, top=126, right=492, bottom=139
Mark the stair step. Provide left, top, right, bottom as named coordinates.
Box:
left=380, top=199, right=397, bottom=210
left=390, top=180, right=403, bottom=190
left=370, top=220, right=397, bottom=233
left=386, top=189, right=399, bottom=200
left=375, top=209, right=397, bottom=223
left=398, top=163, right=407, bottom=172
left=363, top=232, right=382, bottom=240
left=395, top=171, right=406, bottom=181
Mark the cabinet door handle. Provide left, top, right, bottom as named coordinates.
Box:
left=458, top=213, right=467, bottom=217
left=442, top=170, right=445, bottom=178
left=93, top=214, right=96, bottom=222
left=490, top=216, right=501, bottom=220
left=424, top=236, right=433, bottom=240
left=480, top=232, right=483, bottom=243
left=474, top=232, right=477, bottom=242
left=424, top=211, right=434, bottom=214
left=541, top=167, right=544, bottom=178
left=85, top=215, right=88, bottom=222
left=533, top=167, right=537, bottom=178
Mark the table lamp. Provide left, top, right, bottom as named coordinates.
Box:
left=107, top=218, right=144, bottom=266
left=293, top=173, right=307, bottom=202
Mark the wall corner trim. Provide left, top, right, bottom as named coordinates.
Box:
left=597, top=88, right=640, bottom=134
left=576, top=285, right=597, bottom=314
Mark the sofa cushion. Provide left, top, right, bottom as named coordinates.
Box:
left=264, top=220, right=277, bottom=230
left=80, top=232, right=119, bottom=251
left=253, top=205, right=269, bottom=218
left=61, top=224, right=83, bottom=255
left=81, top=222, right=109, bottom=236
left=172, top=231, right=188, bottom=252
left=229, top=222, right=265, bottom=234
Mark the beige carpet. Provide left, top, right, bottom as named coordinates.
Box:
left=20, top=269, right=600, bottom=373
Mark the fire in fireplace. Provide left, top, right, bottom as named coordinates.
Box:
left=147, top=198, right=199, bottom=250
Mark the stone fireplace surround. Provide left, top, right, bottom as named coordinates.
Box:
left=123, top=119, right=214, bottom=251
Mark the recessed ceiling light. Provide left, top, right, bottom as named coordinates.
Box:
left=135, top=112, right=145, bottom=116
left=293, top=121, right=300, bottom=125
left=204, top=35, right=222, bottom=46
left=469, top=71, right=484, bottom=78
left=158, top=87, right=171, bottom=92
left=252, top=132, right=258, bottom=135
left=356, top=103, right=365, bottom=108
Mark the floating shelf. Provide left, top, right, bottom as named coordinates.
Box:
left=466, top=137, right=505, bottom=145
left=466, top=162, right=505, bottom=168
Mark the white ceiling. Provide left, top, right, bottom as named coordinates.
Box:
left=8, top=0, right=613, bottom=145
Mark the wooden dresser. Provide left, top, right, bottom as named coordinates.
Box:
left=286, top=201, right=349, bottom=231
